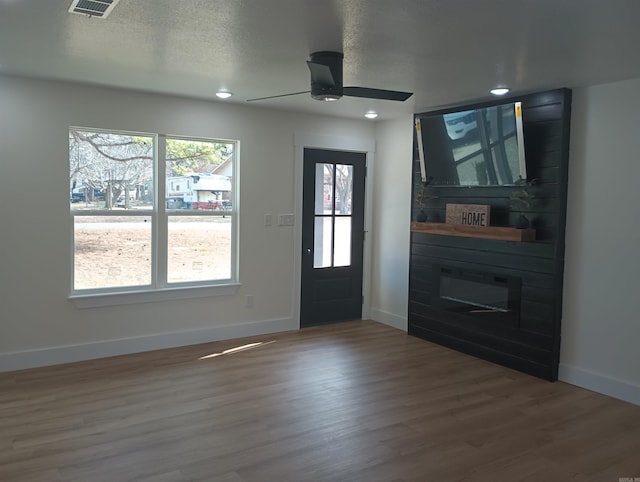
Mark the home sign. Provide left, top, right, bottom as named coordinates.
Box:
left=446, top=204, right=491, bottom=227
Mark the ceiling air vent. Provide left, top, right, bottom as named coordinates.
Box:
left=68, top=0, right=121, bottom=19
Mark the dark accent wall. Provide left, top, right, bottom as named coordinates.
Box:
left=408, top=89, right=572, bottom=380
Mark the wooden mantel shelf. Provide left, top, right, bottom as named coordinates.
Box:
left=411, top=222, right=536, bottom=242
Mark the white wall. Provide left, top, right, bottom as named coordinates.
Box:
left=370, top=116, right=414, bottom=330
left=560, top=78, right=640, bottom=404
left=0, top=75, right=374, bottom=370
left=2, top=73, right=638, bottom=406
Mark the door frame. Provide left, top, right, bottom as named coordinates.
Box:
left=293, top=132, right=375, bottom=328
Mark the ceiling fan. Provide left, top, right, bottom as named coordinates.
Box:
left=247, top=51, right=413, bottom=103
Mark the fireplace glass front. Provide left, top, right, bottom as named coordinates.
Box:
left=433, top=265, right=521, bottom=326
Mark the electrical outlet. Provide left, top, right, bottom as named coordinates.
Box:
left=264, top=214, right=272, bottom=226
left=245, top=294, right=254, bottom=308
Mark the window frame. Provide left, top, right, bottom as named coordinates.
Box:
left=69, top=128, right=240, bottom=308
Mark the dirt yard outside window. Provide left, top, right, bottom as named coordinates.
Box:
left=73, top=216, right=232, bottom=290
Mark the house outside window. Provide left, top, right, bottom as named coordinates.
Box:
left=69, top=128, right=237, bottom=297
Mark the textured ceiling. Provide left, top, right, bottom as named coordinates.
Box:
left=1, top=0, right=639, bottom=120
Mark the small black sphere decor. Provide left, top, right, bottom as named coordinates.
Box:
left=515, top=214, right=530, bottom=229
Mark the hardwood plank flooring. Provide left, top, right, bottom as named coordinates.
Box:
left=1, top=320, right=638, bottom=481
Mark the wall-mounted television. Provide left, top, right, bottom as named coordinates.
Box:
left=415, top=101, right=526, bottom=186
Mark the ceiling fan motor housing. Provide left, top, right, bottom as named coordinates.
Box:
left=309, top=51, right=344, bottom=101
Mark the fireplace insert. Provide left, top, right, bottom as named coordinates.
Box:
left=432, top=265, right=521, bottom=326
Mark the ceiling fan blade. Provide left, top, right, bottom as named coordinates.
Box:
left=306, top=61, right=335, bottom=86
left=246, top=91, right=310, bottom=102
left=343, top=86, right=413, bottom=102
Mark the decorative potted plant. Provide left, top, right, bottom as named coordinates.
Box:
left=415, top=177, right=434, bottom=222
left=509, top=177, right=535, bottom=229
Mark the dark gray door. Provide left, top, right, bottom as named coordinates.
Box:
left=300, top=148, right=366, bottom=327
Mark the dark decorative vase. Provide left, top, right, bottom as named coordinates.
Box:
left=416, top=210, right=428, bottom=222
left=515, top=214, right=530, bottom=229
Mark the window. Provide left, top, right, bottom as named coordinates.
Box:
left=69, top=128, right=237, bottom=299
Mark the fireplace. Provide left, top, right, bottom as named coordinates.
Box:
left=432, top=265, right=521, bottom=326
left=409, top=89, right=570, bottom=380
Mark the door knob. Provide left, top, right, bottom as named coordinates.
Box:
left=305, top=248, right=312, bottom=256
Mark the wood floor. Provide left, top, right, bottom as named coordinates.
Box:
left=1, top=321, right=638, bottom=482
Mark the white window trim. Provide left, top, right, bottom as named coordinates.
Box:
left=69, top=128, right=239, bottom=307
left=71, top=283, right=241, bottom=309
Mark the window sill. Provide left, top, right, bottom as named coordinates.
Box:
left=70, top=283, right=241, bottom=309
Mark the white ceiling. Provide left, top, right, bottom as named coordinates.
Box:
left=1, top=0, right=639, bottom=120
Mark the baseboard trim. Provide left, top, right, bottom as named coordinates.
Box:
left=371, top=308, right=407, bottom=332
left=0, top=317, right=297, bottom=373
left=559, top=363, right=640, bottom=406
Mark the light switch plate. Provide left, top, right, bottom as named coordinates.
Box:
left=278, top=213, right=295, bottom=226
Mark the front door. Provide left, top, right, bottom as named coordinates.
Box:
left=300, top=148, right=366, bottom=327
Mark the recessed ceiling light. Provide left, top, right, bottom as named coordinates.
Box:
left=490, top=87, right=510, bottom=96
left=364, top=110, right=378, bottom=119
left=216, top=91, right=232, bottom=99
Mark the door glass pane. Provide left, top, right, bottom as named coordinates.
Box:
left=335, top=164, right=353, bottom=215
left=167, top=216, right=231, bottom=283
left=314, top=217, right=333, bottom=268
left=334, top=217, right=352, bottom=267
left=74, top=216, right=152, bottom=289
left=315, top=163, right=334, bottom=215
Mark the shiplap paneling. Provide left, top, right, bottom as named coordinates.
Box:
left=408, top=89, right=572, bottom=380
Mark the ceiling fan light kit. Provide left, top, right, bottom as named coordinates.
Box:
left=490, top=87, right=511, bottom=96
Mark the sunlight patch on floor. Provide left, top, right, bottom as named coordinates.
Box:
left=198, top=340, right=275, bottom=359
